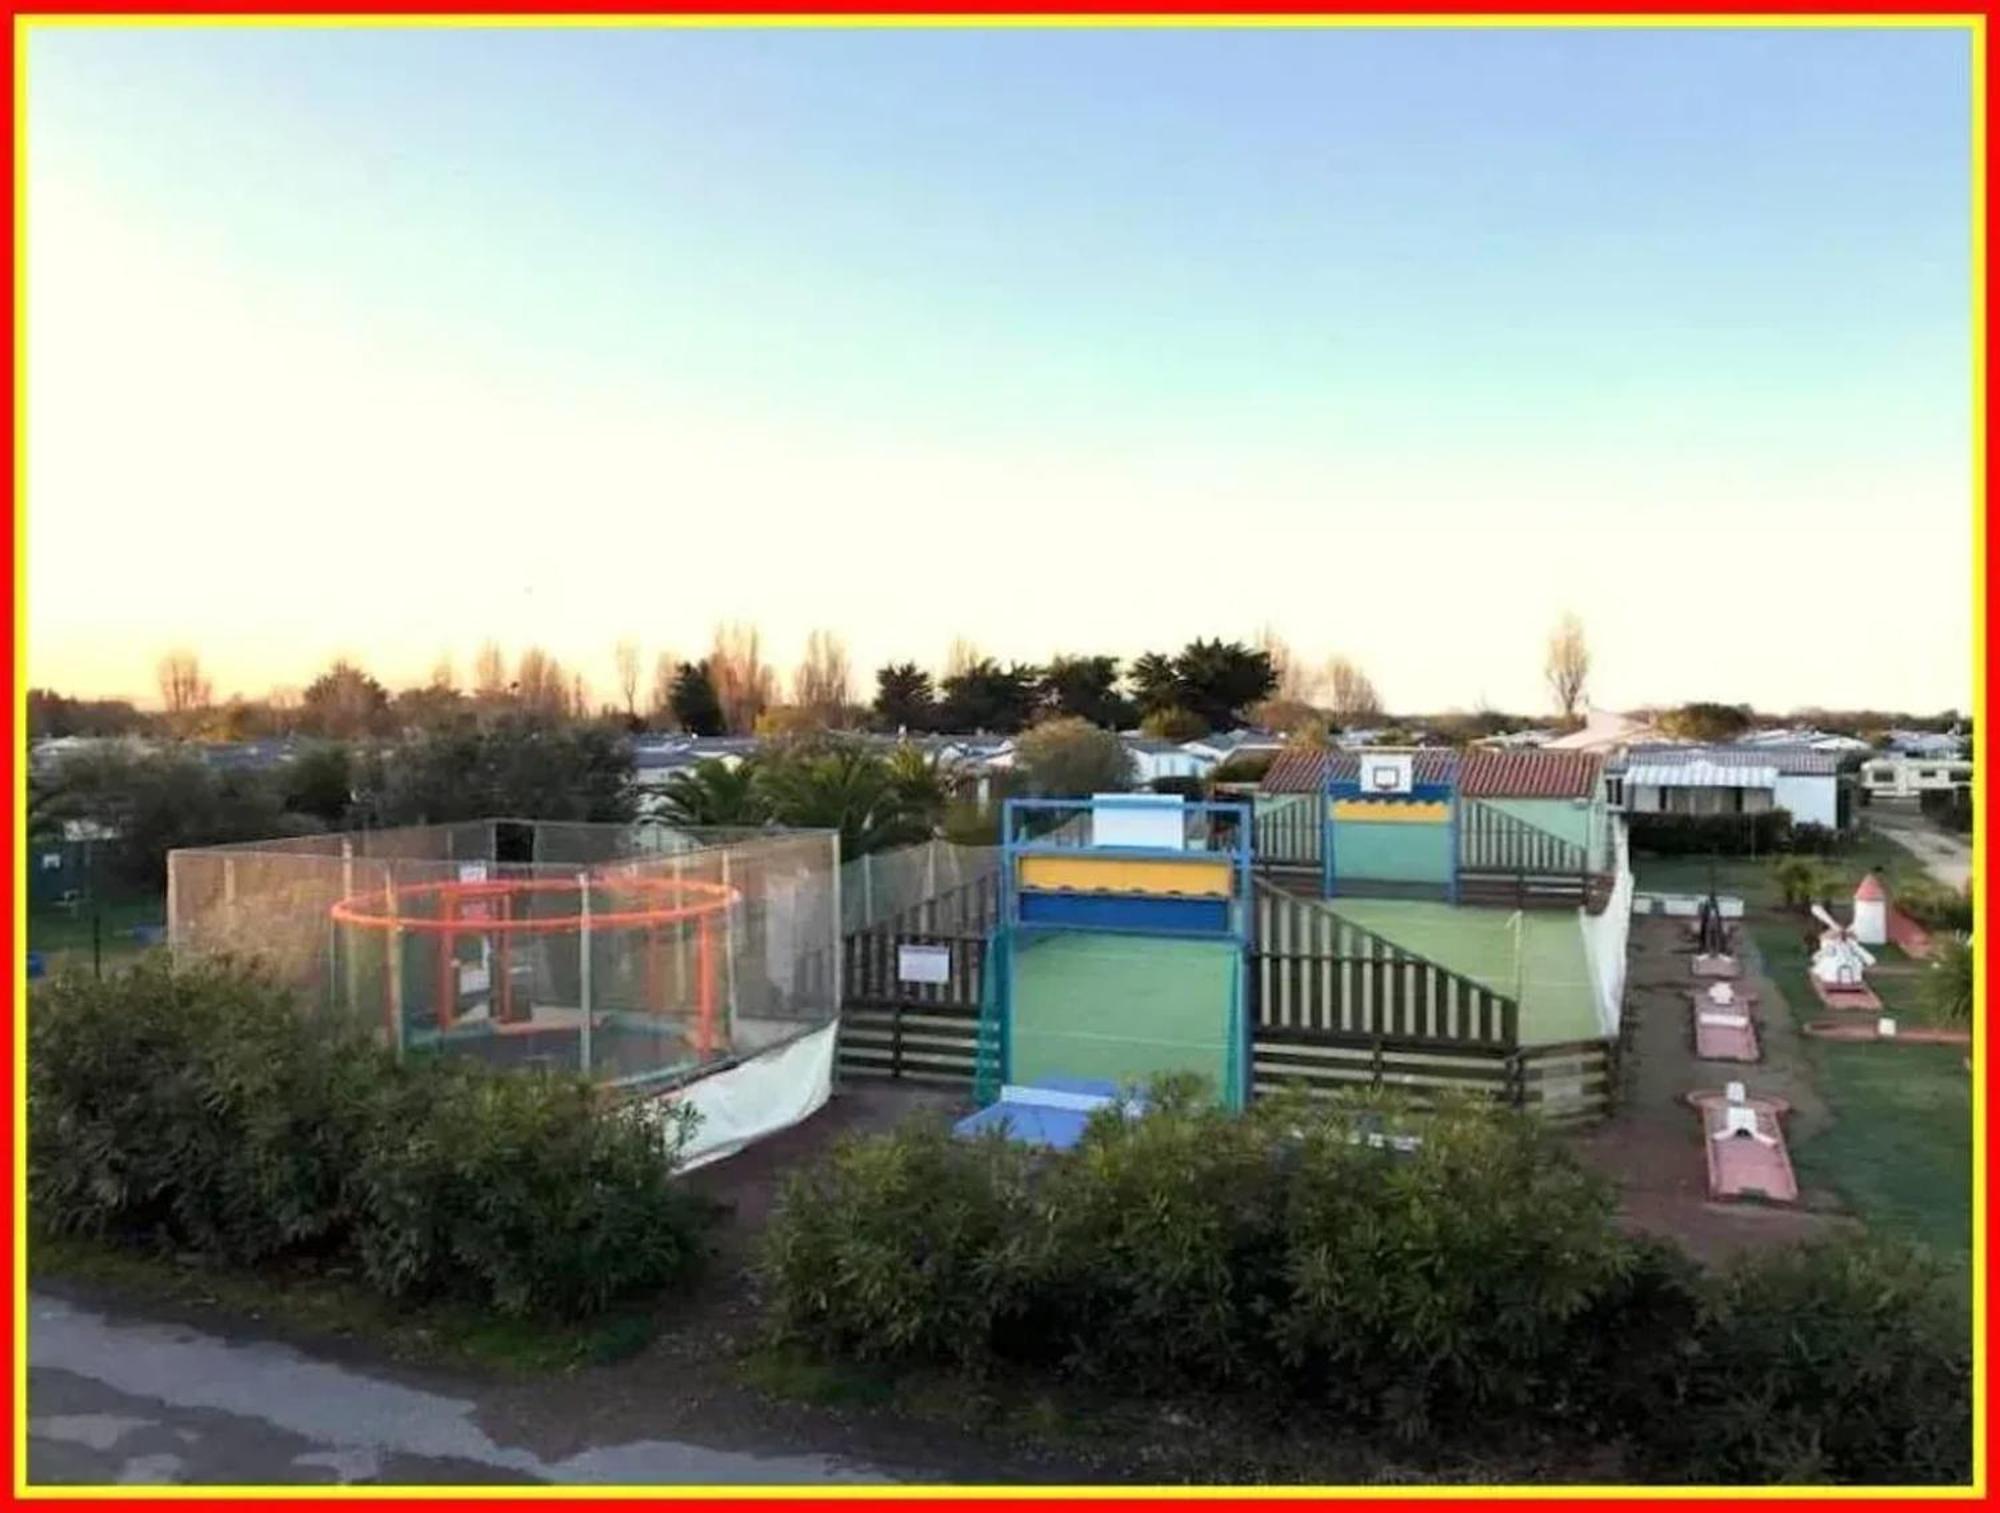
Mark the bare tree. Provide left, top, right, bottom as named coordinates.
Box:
left=156, top=649, right=212, bottom=718
left=1544, top=613, right=1591, bottom=724
left=428, top=654, right=457, bottom=693
left=514, top=647, right=569, bottom=719
left=1256, top=625, right=1314, bottom=703
left=709, top=622, right=776, bottom=735
left=1324, top=656, right=1383, bottom=723
left=792, top=630, right=853, bottom=726
left=570, top=672, right=591, bottom=720
left=943, top=636, right=983, bottom=681
left=613, top=639, right=642, bottom=722
left=649, top=651, right=680, bottom=728
left=472, top=641, right=509, bottom=702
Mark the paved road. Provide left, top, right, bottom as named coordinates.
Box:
left=27, top=1292, right=900, bottom=1488
left=1866, top=806, right=1971, bottom=890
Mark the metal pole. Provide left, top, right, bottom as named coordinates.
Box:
left=386, top=874, right=405, bottom=1059
left=829, top=834, right=843, bottom=1014
left=721, top=849, right=740, bottom=1036
left=578, top=870, right=593, bottom=1081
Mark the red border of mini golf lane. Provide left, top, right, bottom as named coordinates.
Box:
left=0, top=5, right=1992, bottom=1513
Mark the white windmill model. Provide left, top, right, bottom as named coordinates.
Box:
left=1810, top=901, right=1877, bottom=990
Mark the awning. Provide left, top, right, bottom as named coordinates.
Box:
left=1624, top=761, right=1779, bottom=789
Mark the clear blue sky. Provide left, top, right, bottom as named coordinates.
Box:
left=26, top=23, right=1975, bottom=715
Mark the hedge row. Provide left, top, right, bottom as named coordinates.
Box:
left=1625, top=809, right=1797, bottom=857
left=759, top=1085, right=1969, bottom=1485
left=29, top=957, right=708, bottom=1318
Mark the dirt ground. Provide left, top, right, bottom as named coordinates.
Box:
left=1568, top=913, right=1854, bottom=1266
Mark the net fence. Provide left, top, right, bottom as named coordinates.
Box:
left=168, top=821, right=839, bottom=1091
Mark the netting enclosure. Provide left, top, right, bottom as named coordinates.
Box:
left=168, top=821, right=841, bottom=1102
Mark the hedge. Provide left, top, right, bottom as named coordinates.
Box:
left=760, top=1085, right=1970, bottom=1483
left=29, top=956, right=708, bottom=1318
left=1626, top=809, right=1794, bottom=857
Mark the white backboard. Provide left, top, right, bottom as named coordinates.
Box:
left=1359, top=753, right=1414, bottom=795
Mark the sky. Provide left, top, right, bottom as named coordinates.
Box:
left=24, top=23, right=1976, bottom=717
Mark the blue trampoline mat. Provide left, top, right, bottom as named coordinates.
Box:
left=953, top=1077, right=1139, bottom=1151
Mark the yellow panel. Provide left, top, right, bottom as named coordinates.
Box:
left=1017, top=853, right=1233, bottom=898
left=1329, top=800, right=1452, bottom=824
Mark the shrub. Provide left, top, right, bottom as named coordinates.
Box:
left=1787, top=821, right=1845, bottom=857
left=1627, top=810, right=1793, bottom=858
left=1630, top=1238, right=1971, bottom=1485
left=354, top=1062, right=703, bottom=1317
left=1268, top=1096, right=1648, bottom=1441
left=762, top=1086, right=1696, bottom=1445
left=1147, top=775, right=1205, bottom=800
left=1771, top=857, right=1835, bottom=910
left=31, top=956, right=707, bottom=1318
left=1897, top=878, right=1976, bottom=933
left=29, top=956, right=376, bottom=1264
left=1919, top=934, right=1975, bottom=1025
left=1021, top=1078, right=1292, bottom=1392
left=1919, top=788, right=1972, bottom=834
left=759, top=1116, right=1036, bottom=1367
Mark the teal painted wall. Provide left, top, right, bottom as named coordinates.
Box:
left=1484, top=797, right=1591, bottom=848
left=1332, top=820, right=1454, bottom=885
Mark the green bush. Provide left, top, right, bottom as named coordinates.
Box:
left=1897, top=877, right=1976, bottom=933
left=1628, top=810, right=1793, bottom=858
left=1788, top=821, right=1845, bottom=857
left=1023, top=1078, right=1291, bottom=1392
left=31, top=956, right=707, bottom=1318
left=29, top=956, right=376, bottom=1264
left=1631, top=1238, right=1970, bottom=1485
left=1919, top=934, right=1975, bottom=1025
left=762, top=1087, right=1694, bottom=1443
left=1268, top=1096, right=1649, bottom=1440
left=1919, top=788, right=1972, bottom=834
left=758, top=1116, right=1036, bottom=1367
left=1771, top=857, right=1835, bottom=910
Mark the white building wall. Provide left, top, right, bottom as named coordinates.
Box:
left=1773, top=774, right=1838, bottom=829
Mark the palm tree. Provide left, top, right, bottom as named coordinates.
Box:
left=1921, top=934, right=1974, bottom=1025
left=756, top=744, right=928, bottom=860
left=657, top=758, right=766, bottom=827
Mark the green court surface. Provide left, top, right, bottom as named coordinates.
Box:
left=1320, top=898, right=1602, bottom=1044
left=1008, top=931, right=1238, bottom=1097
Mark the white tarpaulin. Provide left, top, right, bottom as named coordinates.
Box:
left=667, top=1020, right=838, bottom=1171
left=1578, top=824, right=1635, bottom=1039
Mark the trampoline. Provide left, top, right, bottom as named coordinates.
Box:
left=330, top=869, right=739, bottom=1090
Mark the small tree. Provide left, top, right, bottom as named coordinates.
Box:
left=1660, top=702, right=1753, bottom=743
left=1921, top=934, right=1974, bottom=1024
left=1041, top=655, right=1134, bottom=729
left=300, top=659, right=390, bottom=740
left=670, top=661, right=726, bottom=738
left=657, top=758, right=766, bottom=827
left=614, top=639, right=642, bottom=725
left=792, top=630, right=854, bottom=727
left=1127, top=651, right=1183, bottom=716
left=709, top=622, right=778, bottom=735
left=1141, top=705, right=1209, bottom=743
left=1013, top=717, right=1134, bottom=797
left=1323, top=656, right=1383, bottom=723
left=872, top=663, right=937, bottom=733
left=156, top=649, right=212, bottom=732
left=1545, top=613, right=1591, bottom=724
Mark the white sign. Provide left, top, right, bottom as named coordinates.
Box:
left=1360, top=753, right=1414, bottom=795
left=1091, top=793, right=1184, bottom=850
left=40, top=853, right=61, bottom=871
left=458, top=862, right=489, bottom=883
left=897, top=944, right=952, bottom=985
left=459, top=962, right=491, bottom=995
left=1878, top=1016, right=1899, bottom=1038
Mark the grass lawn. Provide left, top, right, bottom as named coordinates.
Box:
left=28, top=895, right=166, bottom=977
left=31, top=1233, right=660, bottom=1375
left=1751, top=922, right=1972, bottom=1269
left=1633, top=831, right=1931, bottom=911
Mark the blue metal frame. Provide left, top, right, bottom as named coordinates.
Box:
left=1001, top=796, right=1255, bottom=945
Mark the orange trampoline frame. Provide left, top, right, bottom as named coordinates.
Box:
left=330, top=874, right=738, bottom=1063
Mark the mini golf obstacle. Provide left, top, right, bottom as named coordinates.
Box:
left=954, top=1076, right=1145, bottom=1150
left=1806, top=900, right=1883, bottom=1013
left=1691, top=980, right=1759, bottom=1063
left=1689, top=889, right=1741, bottom=980
left=167, top=820, right=843, bottom=1167
left=956, top=795, right=1252, bottom=1146
left=1689, top=1084, right=1797, bottom=1204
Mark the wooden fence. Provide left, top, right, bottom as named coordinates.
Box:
left=829, top=856, right=1614, bottom=1122
left=1249, top=883, right=1517, bottom=1046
